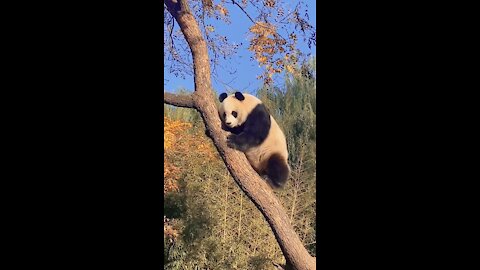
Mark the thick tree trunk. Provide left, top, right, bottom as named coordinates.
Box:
left=164, top=1, right=316, bottom=269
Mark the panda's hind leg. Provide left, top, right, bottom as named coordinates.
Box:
left=265, top=153, right=290, bottom=188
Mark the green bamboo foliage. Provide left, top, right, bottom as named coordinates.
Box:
left=257, top=57, right=317, bottom=256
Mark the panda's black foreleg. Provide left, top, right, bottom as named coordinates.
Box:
left=226, top=104, right=270, bottom=151
left=226, top=134, right=250, bottom=152
left=265, top=153, right=290, bottom=188
left=226, top=133, right=262, bottom=152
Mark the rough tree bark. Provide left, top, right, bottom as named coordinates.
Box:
left=164, top=0, right=316, bottom=269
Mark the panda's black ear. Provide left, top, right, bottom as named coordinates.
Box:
left=219, top=93, right=227, bottom=102
left=234, top=92, right=245, bottom=101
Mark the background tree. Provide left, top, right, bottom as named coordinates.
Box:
left=164, top=0, right=315, bottom=86
left=164, top=0, right=316, bottom=269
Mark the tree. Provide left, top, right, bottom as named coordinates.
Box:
left=164, top=0, right=316, bottom=269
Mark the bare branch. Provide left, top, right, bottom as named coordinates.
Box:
left=231, top=0, right=256, bottom=24
left=165, top=0, right=212, bottom=96
left=169, top=17, right=175, bottom=44
left=164, top=92, right=195, bottom=108
left=212, top=72, right=237, bottom=89
left=278, top=3, right=301, bottom=24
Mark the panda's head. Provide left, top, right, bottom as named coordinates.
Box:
left=218, top=92, right=262, bottom=128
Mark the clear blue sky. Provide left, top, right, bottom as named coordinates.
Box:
left=164, top=0, right=316, bottom=94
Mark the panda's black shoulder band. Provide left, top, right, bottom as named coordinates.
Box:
left=232, top=103, right=271, bottom=148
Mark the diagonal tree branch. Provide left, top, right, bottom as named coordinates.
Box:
left=164, top=0, right=316, bottom=269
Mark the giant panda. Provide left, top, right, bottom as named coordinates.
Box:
left=218, top=91, right=290, bottom=188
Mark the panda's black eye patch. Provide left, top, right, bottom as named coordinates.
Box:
left=232, top=111, right=238, bottom=118
left=223, top=112, right=226, bottom=118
